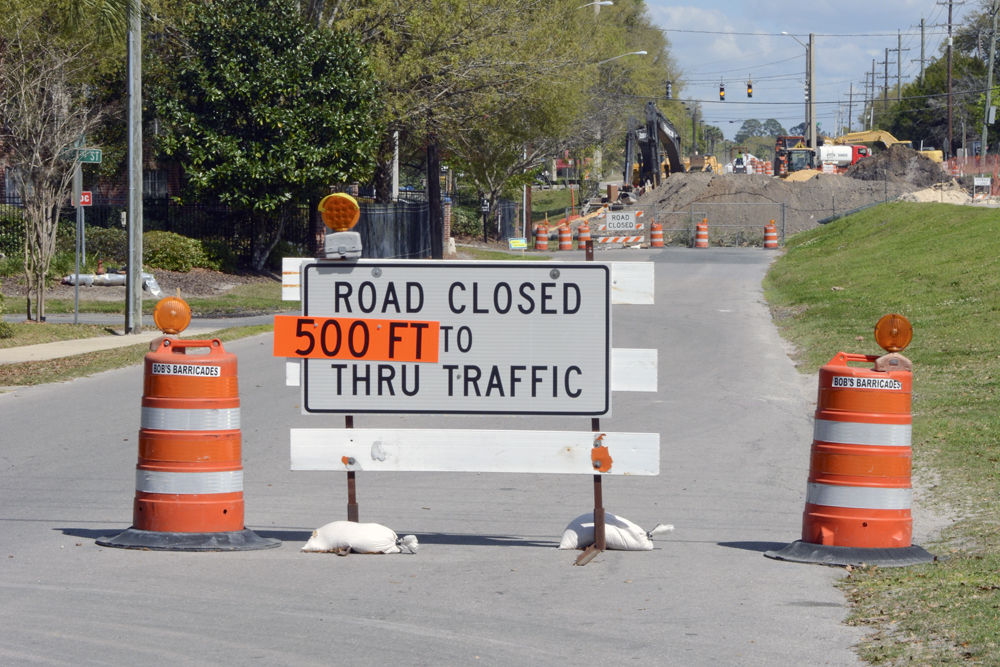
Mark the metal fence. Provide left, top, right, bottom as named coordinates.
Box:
left=647, top=201, right=787, bottom=247
left=0, top=195, right=442, bottom=267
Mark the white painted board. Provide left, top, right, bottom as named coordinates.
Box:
left=290, top=428, right=659, bottom=475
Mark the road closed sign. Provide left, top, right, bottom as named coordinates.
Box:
left=606, top=210, right=637, bottom=232
left=275, top=260, right=611, bottom=415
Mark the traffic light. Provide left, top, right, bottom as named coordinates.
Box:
left=747, top=79, right=753, bottom=98
left=719, top=83, right=725, bottom=101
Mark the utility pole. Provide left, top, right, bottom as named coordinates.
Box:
left=912, top=18, right=928, bottom=82
left=870, top=59, right=877, bottom=129
left=982, top=0, right=999, bottom=157
left=808, top=33, right=816, bottom=149
left=945, top=0, right=955, bottom=158
left=848, top=82, right=854, bottom=133
left=890, top=31, right=910, bottom=103
left=125, top=0, right=143, bottom=334
left=880, top=48, right=892, bottom=113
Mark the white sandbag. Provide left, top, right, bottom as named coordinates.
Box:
left=558, top=512, right=674, bottom=551
left=301, top=520, right=418, bottom=554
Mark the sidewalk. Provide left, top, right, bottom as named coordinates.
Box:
left=0, top=326, right=224, bottom=364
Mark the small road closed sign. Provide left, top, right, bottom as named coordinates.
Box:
left=275, top=260, right=611, bottom=415
left=606, top=210, right=638, bottom=232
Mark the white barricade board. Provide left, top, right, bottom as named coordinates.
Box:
left=291, top=428, right=659, bottom=476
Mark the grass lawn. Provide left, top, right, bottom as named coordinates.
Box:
left=763, top=201, right=1000, bottom=664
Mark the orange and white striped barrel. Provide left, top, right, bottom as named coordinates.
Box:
left=763, top=222, right=779, bottom=249
left=802, top=352, right=914, bottom=548
left=764, top=161, right=773, bottom=176
left=135, top=338, right=244, bottom=533
left=577, top=221, right=591, bottom=246
left=694, top=219, right=709, bottom=248
left=98, top=338, right=278, bottom=551
left=650, top=221, right=664, bottom=247
left=558, top=223, right=572, bottom=250
left=534, top=223, right=549, bottom=251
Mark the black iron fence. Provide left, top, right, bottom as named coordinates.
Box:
left=0, top=193, right=523, bottom=267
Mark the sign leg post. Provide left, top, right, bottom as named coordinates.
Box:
left=345, top=415, right=359, bottom=522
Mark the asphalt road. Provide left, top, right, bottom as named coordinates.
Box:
left=0, top=248, right=866, bottom=665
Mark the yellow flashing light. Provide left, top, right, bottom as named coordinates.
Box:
left=318, top=192, right=360, bottom=231
left=874, top=313, right=912, bottom=353
left=153, top=296, right=192, bottom=335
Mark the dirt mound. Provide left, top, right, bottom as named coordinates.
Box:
left=845, top=144, right=949, bottom=188
left=643, top=172, right=916, bottom=236
left=636, top=145, right=955, bottom=237
left=898, top=181, right=971, bottom=204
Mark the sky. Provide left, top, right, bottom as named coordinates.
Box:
left=642, top=0, right=980, bottom=141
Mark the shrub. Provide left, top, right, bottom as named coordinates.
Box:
left=0, top=209, right=25, bottom=256
left=450, top=206, right=482, bottom=238
left=85, top=227, right=128, bottom=266
left=0, top=280, right=9, bottom=339
left=200, top=239, right=236, bottom=273
left=143, top=230, right=211, bottom=272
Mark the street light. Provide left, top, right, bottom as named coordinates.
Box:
left=782, top=31, right=816, bottom=151
left=578, top=1, right=613, bottom=10
left=596, top=50, right=647, bottom=66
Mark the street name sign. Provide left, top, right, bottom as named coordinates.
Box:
left=274, top=260, right=611, bottom=415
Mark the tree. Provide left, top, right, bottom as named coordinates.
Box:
left=734, top=119, right=763, bottom=143
left=0, top=14, right=105, bottom=320
left=149, top=0, right=382, bottom=270
left=762, top=119, right=787, bottom=137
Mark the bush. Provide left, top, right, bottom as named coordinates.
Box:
left=450, top=206, right=482, bottom=238
left=200, top=239, right=236, bottom=273
left=143, top=230, right=211, bottom=272
left=0, top=209, right=25, bottom=256
left=0, top=280, right=9, bottom=339
left=85, top=227, right=128, bottom=266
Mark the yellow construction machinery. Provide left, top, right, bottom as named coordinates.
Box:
left=831, top=130, right=943, bottom=163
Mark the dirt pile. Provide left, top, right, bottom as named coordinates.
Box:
left=637, top=145, right=955, bottom=236
left=844, top=144, right=951, bottom=188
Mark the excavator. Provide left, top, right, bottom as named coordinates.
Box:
left=831, top=130, right=943, bottom=163
left=623, top=101, right=685, bottom=187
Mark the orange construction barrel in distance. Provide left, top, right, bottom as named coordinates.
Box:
left=99, top=333, right=278, bottom=551
left=694, top=219, right=709, bottom=248
left=558, top=223, right=573, bottom=251
left=650, top=221, right=664, bottom=247
left=766, top=314, right=933, bottom=567
left=535, top=223, right=549, bottom=251
left=763, top=221, right=779, bottom=249
left=577, top=221, right=591, bottom=246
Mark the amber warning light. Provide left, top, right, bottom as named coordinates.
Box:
left=874, top=313, right=912, bottom=353
left=153, top=295, right=192, bottom=335
left=318, top=192, right=360, bottom=232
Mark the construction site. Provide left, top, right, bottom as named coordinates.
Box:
left=564, top=106, right=984, bottom=248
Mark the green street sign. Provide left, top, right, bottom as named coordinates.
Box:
left=60, top=147, right=102, bottom=163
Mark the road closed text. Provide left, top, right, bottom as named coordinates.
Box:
left=293, top=262, right=610, bottom=415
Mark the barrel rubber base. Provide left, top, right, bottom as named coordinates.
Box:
left=96, top=527, right=280, bottom=552
left=764, top=540, right=935, bottom=568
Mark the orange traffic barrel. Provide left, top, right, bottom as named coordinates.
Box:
left=763, top=221, right=779, bottom=249
left=558, top=223, right=572, bottom=250
left=650, top=221, right=664, bottom=247
left=98, top=338, right=278, bottom=551
left=577, top=221, right=591, bottom=246
left=535, top=223, right=549, bottom=251
left=766, top=350, right=933, bottom=566
left=694, top=219, right=709, bottom=248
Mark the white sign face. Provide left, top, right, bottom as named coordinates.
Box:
left=606, top=210, right=638, bottom=232
left=299, top=261, right=610, bottom=415
left=974, top=176, right=991, bottom=187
